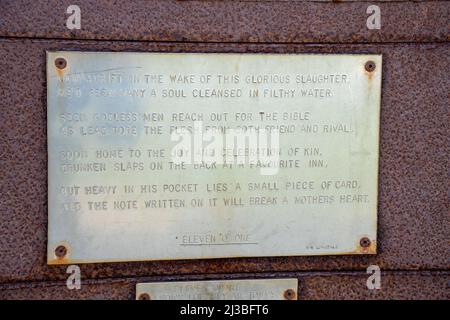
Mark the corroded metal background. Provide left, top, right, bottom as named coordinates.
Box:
left=0, top=0, right=448, bottom=299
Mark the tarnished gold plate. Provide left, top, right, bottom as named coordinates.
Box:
left=47, top=51, right=381, bottom=264
left=136, top=279, right=298, bottom=300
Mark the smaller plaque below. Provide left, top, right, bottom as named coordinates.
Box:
left=136, top=279, right=298, bottom=300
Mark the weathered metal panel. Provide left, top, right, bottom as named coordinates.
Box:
left=46, top=51, right=380, bottom=264
left=0, top=1, right=448, bottom=43
left=0, top=39, right=448, bottom=283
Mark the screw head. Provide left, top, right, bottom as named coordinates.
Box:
left=55, top=245, right=67, bottom=258
left=55, top=57, right=67, bottom=69
left=284, top=289, right=296, bottom=300
left=365, top=60, right=376, bottom=72
left=138, top=293, right=150, bottom=300
left=360, top=237, right=371, bottom=248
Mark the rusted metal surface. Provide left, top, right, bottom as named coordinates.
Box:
left=360, top=237, right=371, bottom=248
left=0, top=1, right=449, bottom=44
left=0, top=271, right=448, bottom=300
left=364, top=61, right=376, bottom=73
left=0, top=39, right=448, bottom=284
left=284, top=289, right=296, bottom=301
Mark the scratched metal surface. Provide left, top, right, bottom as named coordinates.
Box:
left=0, top=1, right=449, bottom=43
left=0, top=271, right=448, bottom=300
left=0, top=39, right=448, bottom=285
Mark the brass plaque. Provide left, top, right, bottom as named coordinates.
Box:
left=136, top=279, right=298, bottom=300
left=47, top=51, right=381, bottom=264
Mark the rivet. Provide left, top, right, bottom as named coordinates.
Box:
left=360, top=237, right=371, bottom=248
left=365, top=60, right=376, bottom=72
left=138, top=293, right=151, bottom=300
left=55, top=57, right=67, bottom=69
left=284, top=289, right=295, bottom=300
left=55, top=245, right=67, bottom=258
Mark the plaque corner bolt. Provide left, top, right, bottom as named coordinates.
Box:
left=283, top=289, right=296, bottom=300
left=364, top=60, right=376, bottom=72
left=54, top=245, right=68, bottom=258
left=138, top=293, right=151, bottom=300
left=55, top=57, right=67, bottom=70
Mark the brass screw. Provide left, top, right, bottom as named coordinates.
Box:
left=55, top=245, right=67, bottom=258
left=55, top=57, right=67, bottom=69
left=138, top=293, right=150, bottom=300
left=284, top=289, right=296, bottom=300
left=360, top=237, right=371, bottom=248
left=365, top=60, right=376, bottom=72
